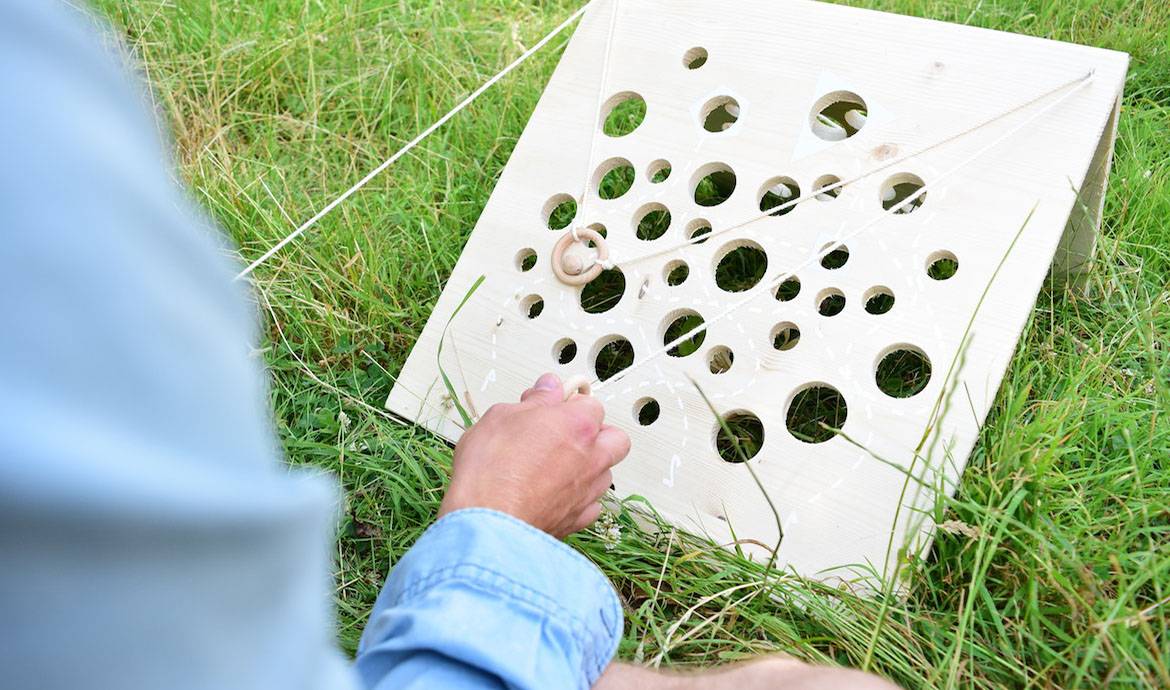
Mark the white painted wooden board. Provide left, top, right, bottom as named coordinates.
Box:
left=387, top=0, right=1128, bottom=587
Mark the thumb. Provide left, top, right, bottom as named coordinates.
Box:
left=519, top=372, right=563, bottom=406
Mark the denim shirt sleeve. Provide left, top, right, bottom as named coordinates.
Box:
left=355, top=509, right=624, bottom=690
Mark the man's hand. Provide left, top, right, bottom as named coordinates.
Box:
left=439, top=373, right=630, bottom=539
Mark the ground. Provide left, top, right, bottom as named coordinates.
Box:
left=92, top=1, right=1168, bottom=687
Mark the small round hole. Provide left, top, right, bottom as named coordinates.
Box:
left=758, top=176, right=800, bottom=217
left=813, top=174, right=842, bottom=201
left=817, top=288, right=846, bottom=317
left=876, top=347, right=932, bottom=398
left=580, top=268, right=626, bottom=314
left=683, top=47, right=708, bottom=69
left=596, top=158, right=635, bottom=200
left=663, top=310, right=706, bottom=357
left=635, top=397, right=660, bottom=426
left=687, top=218, right=712, bottom=244
left=775, top=276, right=801, bottom=302
left=648, top=159, right=672, bottom=183
left=602, top=92, right=647, bottom=137
left=708, top=346, right=734, bottom=374
left=771, top=323, right=800, bottom=351
left=594, top=336, right=635, bottom=381
left=927, top=251, right=959, bottom=280
left=664, top=260, right=689, bottom=286
left=715, top=242, right=767, bottom=292
left=786, top=385, right=848, bottom=443
left=635, top=203, right=672, bottom=241
left=820, top=243, right=849, bottom=270
left=864, top=286, right=895, bottom=315
left=544, top=194, right=577, bottom=230
left=715, top=411, right=764, bottom=462
left=880, top=173, right=926, bottom=214
left=810, top=91, right=867, bottom=141
left=701, top=96, right=740, bottom=133
left=692, top=163, right=737, bottom=207
left=521, top=295, right=544, bottom=319
left=515, top=248, right=537, bottom=272
left=554, top=338, right=577, bottom=364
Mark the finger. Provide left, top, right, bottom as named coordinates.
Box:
left=519, top=372, right=562, bottom=406
left=564, top=394, right=605, bottom=426
left=594, top=425, right=631, bottom=467
left=568, top=501, right=603, bottom=534
left=586, top=468, right=613, bottom=501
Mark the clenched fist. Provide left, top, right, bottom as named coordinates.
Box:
left=438, top=373, right=631, bottom=538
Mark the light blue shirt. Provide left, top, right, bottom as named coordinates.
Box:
left=0, top=2, right=622, bottom=689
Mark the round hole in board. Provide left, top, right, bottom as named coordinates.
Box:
left=707, top=345, right=734, bottom=374
left=595, top=158, right=636, bottom=200
left=554, top=338, right=578, bottom=364
left=521, top=294, right=544, bottom=319
left=647, top=159, right=672, bottom=183
left=771, top=322, right=800, bottom=351
left=580, top=267, right=626, bottom=314
left=926, top=250, right=959, bottom=280
left=662, top=309, right=706, bottom=357
left=864, top=286, right=895, bottom=315
left=880, top=173, right=926, bottom=214
left=715, top=411, right=764, bottom=463
left=809, top=90, right=867, bottom=141
left=692, top=163, right=737, bottom=207
left=683, top=46, right=708, bottom=69
left=817, top=288, right=846, bottom=317
left=515, top=248, right=537, bottom=272
left=701, top=96, right=740, bottom=133
left=786, top=384, right=848, bottom=444
left=635, top=397, right=660, bottom=426
left=876, top=346, right=932, bottom=398
left=635, top=203, right=672, bottom=241
left=775, top=276, right=801, bottom=302
left=593, top=336, right=635, bottom=381
left=664, top=260, right=689, bottom=286
left=687, top=218, right=712, bottom=244
left=813, top=174, right=843, bottom=201
left=758, top=176, right=800, bottom=217
left=820, top=243, right=850, bottom=270
left=544, top=193, right=577, bottom=230
left=714, top=241, right=767, bottom=292
left=602, top=92, right=646, bottom=137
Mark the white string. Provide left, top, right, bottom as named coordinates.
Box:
left=234, top=1, right=595, bottom=281
left=573, top=0, right=622, bottom=225
left=612, top=70, right=1096, bottom=270
left=593, top=71, right=1097, bottom=391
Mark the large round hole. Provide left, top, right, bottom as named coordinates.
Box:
left=635, top=203, right=672, bottom=241
left=927, top=251, right=959, bottom=280
left=663, top=310, right=706, bottom=357
left=635, top=397, right=660, bottom=426
left=594, top=336, right=635, bottom=381
left=692, top=164, right=737, bottom=207
left=515, top=248, right=537, bottom=272
left=715, top=411, right=764, bottom=462
left=876, top=347, right=932, bottom=398
left=544, top=194, right=577, bottom=230
left=771, top=322, right=800, bottom=351
left=554, top=338, right=577, bottom=364
left=707, top=346, right=734, bottom=374
left=715, top=242, right=767, bottom=292
left=814, top=174, right=842, bottom=201
left=521, top=294, right=544, bottom=319
left=664, top=260, right=689, bottom=286
left=864, top=286, right=895, bottom=315
left=786, top=385, right=848, bottom=443
left=775, top=276, right=801, bottom=302
left=596, top=158, right=635, bottom=200
left=758, top=176, right=800, bottom=217
left=701, top=96, right=740, bottom=133
left=648, top=159, right=672, bottom=183
left=602, top=92, right=646, bottom=137
left=580, top=267, right=626, bottom=314
left=810, top=91, right=867, bottom=141
left=683, top=47, right=708, bottom=69
left=687, top=219, right=712, bottom=245
left=881, top=173, right=926, bottom=214
left=820, top=243, right=849, bottom=270
left=817, top=288, right=846, bottom=317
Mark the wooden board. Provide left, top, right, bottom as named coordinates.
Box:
left=387, top=0, right=1128, bottom=587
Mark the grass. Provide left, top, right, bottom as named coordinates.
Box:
left=91, top=0, right=1168, bottom=686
